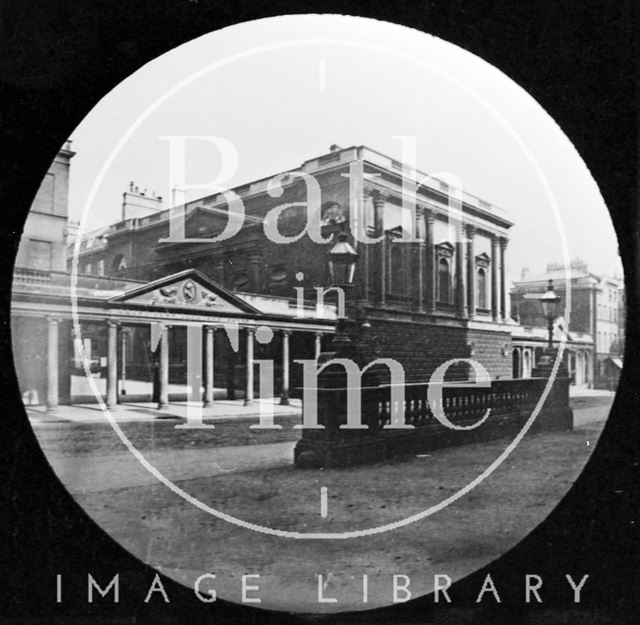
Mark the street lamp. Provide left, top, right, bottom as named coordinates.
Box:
left=325, top=231, right=360, bottom=355
left=327, top=231, right=358, bottom=289
left=540, top=279, right=561, bottom=349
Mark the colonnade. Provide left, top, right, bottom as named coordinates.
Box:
left=44, top=316, right=328, bottom=411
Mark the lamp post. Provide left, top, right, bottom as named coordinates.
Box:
left=326, top=232, right=360, bottom=355
left=540, top=279, right=561, bottom=349
left=530, top=279, right=573, bottom=431
left=295, top=230, right=376, bottom=468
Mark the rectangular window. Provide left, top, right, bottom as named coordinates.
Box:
left=85, top=263, right=92, bottom=275
left=98, top=259, right=105, bottom=276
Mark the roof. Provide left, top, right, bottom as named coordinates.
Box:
left=73, top=144, right=512, bottom=247
left=12, top=267, right=337, bottom=324
left=512, top=267, right=622, bottom=290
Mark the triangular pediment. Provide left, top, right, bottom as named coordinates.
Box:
left=476, top=252, right=491, bottom=268
left=436, top=241, right=455, bottom=257
left=110, top=269, right=260, bottom=313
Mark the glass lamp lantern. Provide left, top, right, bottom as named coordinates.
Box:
left=540, top=279, right=561, bottom=348
left=540, top=279, right=561, bottom=320
left=327, top=232, right=358, bottom=287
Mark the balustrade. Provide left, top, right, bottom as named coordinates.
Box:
left=295, top=375, right=570, bottom=467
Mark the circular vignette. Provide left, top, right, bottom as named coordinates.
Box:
left=70, top=20, right=572, bottom=540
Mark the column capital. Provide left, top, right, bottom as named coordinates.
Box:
left=370, top=189, right=388, bottom=205
left=424, top=208, right=437, bottom=224
left=106, top=319, right=119, bottom=328
left=282, top=329, right=292, bottom=337
left=246, top=327, right=256, bottom=335
left=465, top=224, right=476, bottom=238
left=499, top=236, right=509, bottom=250
left=205, top=324, right=218, bottom=333
left=46, top=316, right=61, bottom=325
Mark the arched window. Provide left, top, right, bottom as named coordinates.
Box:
left=112, top=254, right=127, bottom=272
left=512, top=349, right=521, bottom=378
left=320, top=201, right=346, bottom=226
left=477, top=267, right=487, bottom=308
left=438, top=257, right=451, bottom=303
left=523, top=350, right=531, bottom=378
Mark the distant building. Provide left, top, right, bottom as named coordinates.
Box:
left=511, top=321, right=594, bottom=387
left=14, top=141, right=75, bottom=272
left=511, top=259, right=623, bottom=389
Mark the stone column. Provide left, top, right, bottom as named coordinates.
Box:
left=120, top=328, right=127, bottom=397
left=466, top=225, right=476, bottom=317
left=314, top=332, right=322, bottom=360
left=455, top=225, right=467, bottom=317
left=373, top=191, right=386, bottom=305
left=203, top=326, right=215, bottom=407
left=280, top=330, right=291, bottom=406
left=158, top=325, right=169, bottom=409
left=491, top=236, right=501, bottom=321
left=46, top=317, right=59, bottom=412
left=416, top=207, right=426, bottom=313
left=106, top=320, right=118, bottom=408
left=500, top=237, right=508, bottom=321
left=244, top=328, right=255, bottom=406
left=425, top=210, right=437, bottom=314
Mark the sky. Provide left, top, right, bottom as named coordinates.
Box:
left=65, top=14, right=622, bottom=285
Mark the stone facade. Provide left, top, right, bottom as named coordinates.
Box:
left=511, top=259, right=623, bottom=388
left=72, top=145, right=515, bottom=383
left=15, top=141, right=75, bottom=272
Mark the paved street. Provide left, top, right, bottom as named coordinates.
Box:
left=29, top=394, right=612, bottom=495
left=28, top=393, right=613, bottom=612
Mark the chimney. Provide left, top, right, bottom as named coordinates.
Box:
left=122, top=181, right=163, bottom=220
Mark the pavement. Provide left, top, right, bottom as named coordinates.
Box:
left=26, top=397, right=302, bottom=424
left=569, top=386, right=615, bottom=398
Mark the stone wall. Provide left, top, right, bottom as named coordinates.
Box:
left=364, top=316, right=512, bottom=384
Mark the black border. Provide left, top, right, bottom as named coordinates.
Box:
left=1, top=2, right=638, bottom=623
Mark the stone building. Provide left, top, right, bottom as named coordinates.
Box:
left=511, top=260, right=623, bottom=389
left=510, top=322, right=594, bottom=387
left=71, top=144, right=515, bottom=397
left=14, top=140, right=75, bottom=272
